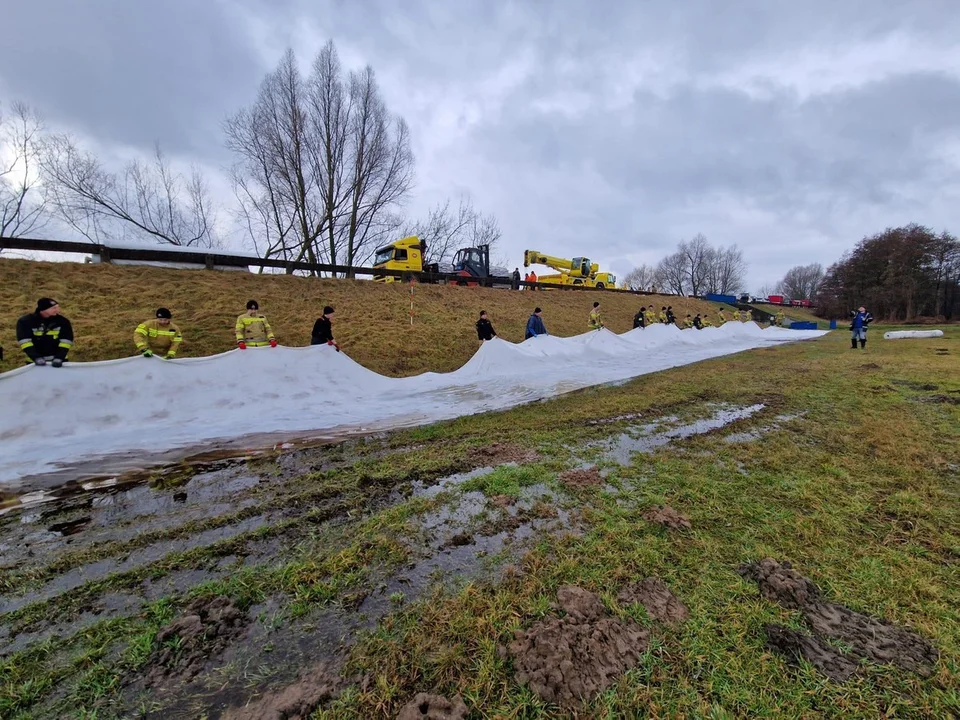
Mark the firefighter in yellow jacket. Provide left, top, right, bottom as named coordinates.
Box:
left=134, top=308, right=182, bottom=358
left=718, top=308, right=727, bottom=324
left=236, top=299, right=277, bottom=349
left=588, top=301, right=604, bottom=330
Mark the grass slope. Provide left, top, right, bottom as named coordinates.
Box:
left=0, top=258, right=717, bottom=376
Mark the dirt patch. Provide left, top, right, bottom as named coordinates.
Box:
left=558, top=467, right=604, bottom=488
left=445, top=532, right=473, bottom=548
left=467, top=442, right=539, bottom=467
left=223, top=662, right=343, bottom=720
left=737, top=558, right=821, bottom=609
left=506, top=585, right=648, bottom=708
left=642, top=505, right=692, bottom=530
left=144, top=596, right=248, bottom=685
left=396, top=693, right=469, bottom=720
left=490, top=494, right=516, bottom=508
left=765, top=625, right=858, bottom=682
left=892, top=380, right=939, bottom=391
left=921, top=394, right=960, bottom=405
left=739, top=559, right=938, bottom=680
left=859, top=363, right=881, bottom=370
left=617, top=578, right=690, bottom=625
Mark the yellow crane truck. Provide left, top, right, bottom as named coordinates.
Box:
left=522, top=250, right=617, bottom=289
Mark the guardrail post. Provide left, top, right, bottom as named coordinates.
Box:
left=99, top=246, right=111, bottom=264
left=204, top=254, right=215, bottom=270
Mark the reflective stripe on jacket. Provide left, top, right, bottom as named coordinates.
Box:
left=235, top=314, right=274, bottom=344
left=135, top=319, right=182, bottom=356
left=588, top=310, right=603, bottom=329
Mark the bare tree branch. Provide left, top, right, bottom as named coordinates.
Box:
left=623, top=263, right=657, bottom=291
left=0, top=101, right=47, bottom=241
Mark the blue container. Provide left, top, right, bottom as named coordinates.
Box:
left=705, top=293, right=738, bottom=305
left=789, top=321, right=818, bottom=330
left=829, top=320, right=837, bottom=330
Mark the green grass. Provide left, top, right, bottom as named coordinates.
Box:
left=1, top=326, right=957, bottom=718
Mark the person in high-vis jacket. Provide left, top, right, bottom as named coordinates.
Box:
left=702, top=315, right=714, bottom=328
left=588, top=301, right=604, bottom=330
left=644, top=305, right=657, bottom=326
left=658, top=306, right=668, bottom=324
left=775, top=309, right=785, bottom=327
left=683, top=314, right=694, bottom=329
left=718, top=308, right=727, bottom=324
left=16, top=297, right=73, bottom=367
left=236, top=299, right=277, bottom=349
left=134, top=307, right=182, bottom=359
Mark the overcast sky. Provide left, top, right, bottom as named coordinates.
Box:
left=3, top=0, right=959, bottom=290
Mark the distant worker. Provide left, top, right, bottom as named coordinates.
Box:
left=658, top=306, right=668, bottom=324
left=702, top=315, right=714, bottom=328
left=236, top=299, right=277, bottom=349
left=633, top=307, right=646, bottom=329
left=511, top=268, right=521, bottom=291
left=16, top=297, right=74, bottom=367
left=588, top=301, right=604, bottom=330
left=644, top=305, right=657, bottom=326
left=693, top=314, right=703, bottom=329
left=476, top=310, right=497, bottom=341
left=311, top=305, right=340, bottom=352
left=529, top=270, right=538, bottom=290
left=683, top=314, right=694, bottom=329
left=741, top=309, right=750, bottom=322
left=775, top=309, right=785, bottom=327
left=850, top=306, right=874, bottom=349
left=134, top=308, right=182, bottom=359
left=666, top=306, right=676, bottom=325
left=718, top=308, right=727, bottom=324
left=525, top=307, right=548, bottom=339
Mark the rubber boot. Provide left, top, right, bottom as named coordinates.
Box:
left=860, top=339, right=866, bottom=349
left=851, top=338, right=858, bottom=349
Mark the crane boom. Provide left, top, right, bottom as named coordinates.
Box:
left=523, top=250, right=597, bottom=278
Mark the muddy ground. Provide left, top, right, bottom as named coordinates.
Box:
left=0, top=400, right=946, bottom=718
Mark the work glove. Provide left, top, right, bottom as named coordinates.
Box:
left=269, top=339, right=278, bottom=348
left=34, top=357, right=47, bottom=366
left=51, top=358, right=63, bottom=368
left=142, top=349, right=153, bottom=357
left=327, top=340, right=341, bottom=353
left=237, top=341, right=247, bottom=350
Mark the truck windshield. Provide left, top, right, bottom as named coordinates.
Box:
left=374, top=247, right=395, bottom=265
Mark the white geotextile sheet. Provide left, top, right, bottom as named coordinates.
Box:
left=0, top=322, right=827, bottom=486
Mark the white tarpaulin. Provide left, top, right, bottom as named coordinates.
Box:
left=0, top=322, right=827, bottom=487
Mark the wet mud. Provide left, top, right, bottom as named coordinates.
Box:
left=642, top=505, right=692, bottom=530
left=396, top=693, right=469, bottom=720
left=617, top=578, right=690, bottom=625
left=506, top=585, right=649, bottom=709
left=739, top=559, right=938, bottom=680
left=558, top=466, right=604, bottom=488
left=222, top=661, right=345, bottom=720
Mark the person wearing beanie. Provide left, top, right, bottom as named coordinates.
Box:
left=235, top=299, right=276, bottom=349
left=588, top=301, right=604, bottom=330
left=476, top=310, right=497, bottom=342
left=693, top=313, right=703, bottom=329
left=666, top=306, right=676, bottom=325
left=16, top=297, right=74, bottom=367
left=658, top=306, right=668, bottom=324
left=718, top=307, right=727, bottom=324
left=525, top=307, right=548, bottom=339
left=683, top=313, right=694, bottom=329
left=311, top=305, right=340, bottom=351
left=134, top=308, right=183, bottom=359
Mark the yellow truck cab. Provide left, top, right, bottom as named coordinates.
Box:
left=372, top=236, right=438, bottom=283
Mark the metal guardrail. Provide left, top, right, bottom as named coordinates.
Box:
left=0, top=236, right=667, bottom=295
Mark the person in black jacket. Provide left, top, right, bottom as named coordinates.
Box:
left=666, top=306, right=676, bottom=325
left=310, top=306, right=340, bottom=351
left=633, top=308, right=646, bottom=329
left=16, top=297, right=74, bottom=367
left=693, top=314, right=703, bottom=329
left=476, top=310, right=497, bottom=341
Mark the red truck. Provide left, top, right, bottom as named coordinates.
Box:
left=768, top=294, right=784, bottom=305
left=791, top=299, right=812, bottom=308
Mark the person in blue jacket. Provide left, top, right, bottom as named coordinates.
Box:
left=525, top=307, right=548, bottom=339
left=850, top=306, right=874, bottom=349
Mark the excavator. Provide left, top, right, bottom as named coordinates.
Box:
left=522, top=250, right=617, bottom=289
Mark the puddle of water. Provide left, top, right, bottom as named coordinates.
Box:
left=596, top=404, right=766, bottom=466
left=723, top=411, right=805, bottom=444
left=411, top=466, right=497, bottom=499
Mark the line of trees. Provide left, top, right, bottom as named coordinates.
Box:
left=0, top=40, right=500, bottom=271
left=815, top=224, right=959, bottom=320
left=624, top=234, right=746, bottom=296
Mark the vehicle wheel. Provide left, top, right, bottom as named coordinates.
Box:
left=595, top=282, right=604, bottom=290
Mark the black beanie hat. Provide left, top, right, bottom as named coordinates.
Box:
left=36, top=298, right=58, bottom=313
left=156, top=307, right=172, bottom=319
left=246, top=299, right=259, bottom=310
left=534, top=307, right=542, bottom=314
left=323, top=305, right=334, bottom=315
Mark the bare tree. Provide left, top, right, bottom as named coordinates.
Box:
left=756, top=283, right=779, bottom=298
left=778, top=262, right=824, bottom=300
left=0, top=101, right=47, bottom=240
left=41, top=135, right=217, bottom=247
left=678, top=233, right=712, bottom=296
left=227, top=41, right=413, bottom=275
left=623, top=263, right=657, bottom=291
left=400, top=196, right=500, bottom=267
left=705, top=244, right=746, bottom=294
left=655, top=251, right=687, bottom=295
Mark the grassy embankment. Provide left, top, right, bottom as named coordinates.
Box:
left=0, top=318, right=956, bottom=717
left=0, top=258, right=716, bottom=376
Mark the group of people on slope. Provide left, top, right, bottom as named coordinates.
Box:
left=11, top=297, right=340, bottom=367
